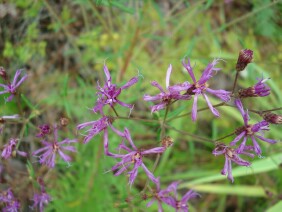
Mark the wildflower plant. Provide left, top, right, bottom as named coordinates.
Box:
left=1, top=48, right=281, bottom=212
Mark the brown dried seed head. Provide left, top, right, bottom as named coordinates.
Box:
left=161, top=136, right=174, bottom=148
left=60, top=117, right=69, bottom=127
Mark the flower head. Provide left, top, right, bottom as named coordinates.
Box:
left=36, top=124, right=51, bottom=138
left=93, top=65, right=138, bottom=113
left=31, top=179, right=51, bottom=212
left=238, top=78, right=270, bottom=98
left=77, top=115, right=124, bottom=156
left=147, top=179, right=199, bottom=212
left=171, top=58, right=231, bottom=121
left=236, top=49, right=253, bottom=72
left=0, top=189, right=21, bottom=212
left=33, top=125, right=77, bottom=168
left=213, top=143, right=253, bottom=182
left=1, top=138, right=27, bottom=159
left=111, top=128, right=165, bottom=187
left=0, top=69, right=28, bottom=102
left=230, top=99, right=277, bottom=155
left=144, top=65, right=191, bottom=113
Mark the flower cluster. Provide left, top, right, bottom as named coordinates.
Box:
left=145, top=58, right=231, bottom=121
left=77, top=64, right=201, bottom=211
left=212, top=49, right=278, bottom=182
left=1, top=48, right=280, bottom=211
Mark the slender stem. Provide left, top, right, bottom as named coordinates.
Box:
left=232, top=71, right=239, bottom=94
left=225, top=105, right=282, bottom=115
left=214, top=132, right=235, bottom=142
left=111, top=106, right=119, bottom=117
left=115, top=116, right=160, bottom=123
left=15, top=93, right=23, bottom=116
left=141, top=104, right=170, bottom=193
left=164, top=124, right=215, bottom=143
left=167, top=102, right=226, bottom=122
left=261, top=107, right=282, bottom=113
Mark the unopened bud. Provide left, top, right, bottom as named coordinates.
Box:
left=238, top=78, right=270, bottom=98
left=161, top=136, right=174, bottom=148
left=262, top=112, right=282, bottom=124
left=36, top=124, right=51, bottom=137
left=0, top=67, right=7, bottom=80
left=236, top=49, right=253, bottom=72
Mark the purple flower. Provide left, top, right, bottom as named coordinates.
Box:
left=33, top=125, right=77, bottom=168
left=230, top=99, right=277, bottom=155
left=144, top=64, right=191, bottom=113
left=0, top=189, right=21, bottom=212
left=77, top=115, right=124, bottom=156
left=93, top=65, right=138, bottom=113
left=171, top=59, right=231, bottom=121
left=111, top=128, right=165, bottom=186
left=238, top=78, right=270, bottom=98
left=0, top=69, right=27, bottom=102
left=1, top=138, right=27, bottom=159
left=31, top=179, right=51, bottom=212
left=147, top=179, right=199, bottom=212
left=36, top=124, right=51, bottom=138
left=213, top=143, right=253, bottom=182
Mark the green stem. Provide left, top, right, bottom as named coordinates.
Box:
left=167, top=102, right=226, bottom=122
left=214, top=132, right=235, bottom=142
left=164, top=124, right=215, bottom=143
left=111, top=106, right=119, bottom=117
left=232, top=71, right=239, bottom=94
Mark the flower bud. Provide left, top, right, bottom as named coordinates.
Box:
left=36, top=124, right=51, bottom=137
left=238, top=78, right=270, bottom=98
left=236, top=49, right=253, bottom=72
left=0, top=67, right=7, bottom=80
left=262, top=112, right=282, bottom=124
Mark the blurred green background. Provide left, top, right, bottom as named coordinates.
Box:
left=0, top=0, right=282, bottom=211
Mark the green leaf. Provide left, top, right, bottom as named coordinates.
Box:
left=184, top=184, right=273, bottom=197
left=267, top=201, right=282, bottom=212
left=180, top=153, right=282, bottom=186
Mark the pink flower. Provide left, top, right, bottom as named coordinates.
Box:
left=147, top=179, right=199, bottom=212
left=230, top=99, right=277, bottom=155
left=171, top=59, right=231, bottom=121
left=77, top=115, right=124, bottom=156
left=0, top=69, right=27, bottom=102
left=31, top=178, right=51, bottom=212
left=111, top=128, right=165, bottom=186
left=1, top=138, right=27, bottom=159
left=144, top=64, right=191, bottom=113
left=93, top=65, right=138, bottom=113
left=213, top=143, right=253, bottom=182
left=33, top=125, right=77, bottom=168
